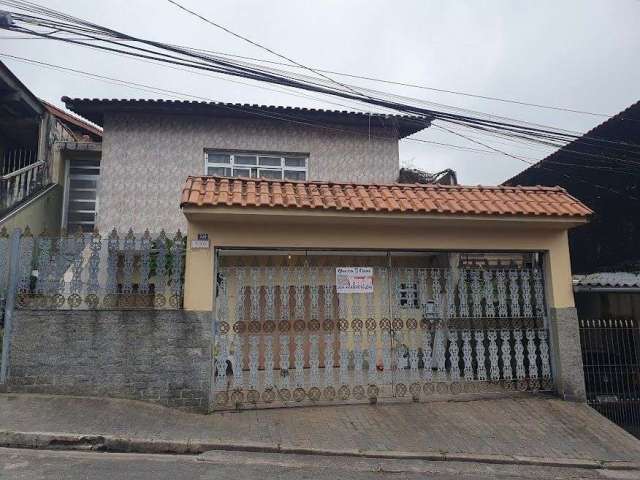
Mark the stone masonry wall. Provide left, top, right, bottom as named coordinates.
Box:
left=549, top=307, right=587, bottom=402
left=7, top=310, right=212, bottom=412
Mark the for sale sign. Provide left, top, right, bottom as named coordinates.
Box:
left=336, top=267, right=374, bottom=294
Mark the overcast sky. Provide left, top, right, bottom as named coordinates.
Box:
left=2, top=0, right=639, bottom=184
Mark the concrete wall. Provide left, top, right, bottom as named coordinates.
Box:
left=7, top=310, right=212, bottom=412
left=97, top=113, right=399, bottom=233
left=0, top=184, right=62, bottom=235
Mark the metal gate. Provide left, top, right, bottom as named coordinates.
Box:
left=579, top=318, right=640, bottom=439
left=212, top=250, right=553, bottom=410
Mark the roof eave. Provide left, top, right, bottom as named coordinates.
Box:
left=60, top=97, right=432, bottom=137
left=181, top=204, right=589, bottom=228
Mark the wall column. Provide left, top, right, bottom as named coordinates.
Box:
left=544, top=230, right=586, bottom=402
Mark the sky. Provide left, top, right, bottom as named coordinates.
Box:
left=1, top=0, right=639, bottom=185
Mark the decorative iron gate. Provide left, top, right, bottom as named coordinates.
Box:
left=212, top=251, right=553, bottom=409
left=579, top=318, right=640, bottom=439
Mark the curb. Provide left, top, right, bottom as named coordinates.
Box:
left=0, top=430, right=638, bottom=471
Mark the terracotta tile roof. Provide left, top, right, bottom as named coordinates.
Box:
left=181, top=176, right=592, bottom=218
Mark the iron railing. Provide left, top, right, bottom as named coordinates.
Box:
left=579, top=318, right=640, bottom=439
left=0, top=161, right=47, bottom=214
left=0, top=228, right=186, bottom=310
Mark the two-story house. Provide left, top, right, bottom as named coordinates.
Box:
left=2, top=93, right=594, bottom=412
left=0, top=62, right=101, bottom=235
left=62, top=97, right=431, bottom=233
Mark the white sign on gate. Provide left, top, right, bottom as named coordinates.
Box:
left=336, top=267, right=374, bottom=294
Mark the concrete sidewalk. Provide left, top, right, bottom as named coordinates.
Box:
left=0, top=393, right=639, bottom=468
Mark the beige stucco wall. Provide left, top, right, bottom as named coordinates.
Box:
left=97, top=113, right=400, bottom=233
left=0, top=185, right=63, bottom=235
left=182, top=210, right=580, bottom=312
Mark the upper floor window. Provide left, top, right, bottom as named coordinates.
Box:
left=205, top=151, right=308, bottom=181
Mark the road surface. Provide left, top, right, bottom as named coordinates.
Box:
left=1, top=447, right=637, bottom=480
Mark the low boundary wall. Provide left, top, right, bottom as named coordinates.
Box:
left=6, top=310, right=212, bottom=412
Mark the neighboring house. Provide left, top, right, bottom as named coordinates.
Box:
left=61, top=97, right=430, bottom=233
left=0, top=61, right=102, bottom=234
left=504, top=100, right=640, bottom=275
left=503, top=101, right=640, bottom=438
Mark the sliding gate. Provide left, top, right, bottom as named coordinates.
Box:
left=212, top=250, right=552, bottom=409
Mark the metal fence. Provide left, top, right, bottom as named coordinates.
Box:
left=213, top=252, right=552, bottom=409
left=579, top=318, right=640, bottom=439
left=0, top=227, right=186, bottom=310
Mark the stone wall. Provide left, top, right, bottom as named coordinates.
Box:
left=7, top=310, right=212, bottom=412
left=548, top=307, right=587, bottom=402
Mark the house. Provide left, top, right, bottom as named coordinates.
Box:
left=504, top=100, right=640, bottom=275
left=1, top=92, right=594, bottom=413
left=0, top=61, right=102, bottom=234
left=503, top=101, right=640, bottom=437
left=503, top=101, right=640, bottom=321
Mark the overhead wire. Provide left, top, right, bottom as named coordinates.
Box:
left=0, top=0, right=615, bottom=145
left=1, top=0, right=639, bottom=198
left=9, top=50, right=640, bottom=173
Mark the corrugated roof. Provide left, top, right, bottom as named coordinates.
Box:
left=181, top=176, right=593, bottom=218
left=42, top=101, right=103, bottom=139
left=504, top=100, right=640, bottom=186
left=61, top=97, right=431, bottom=138
left=573, top=272, right=640, bottom=289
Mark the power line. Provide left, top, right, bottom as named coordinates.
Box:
left=0, top=52, right=488, bottom=152
left=0, top=1, right=603, bottom=145
left=5, top=32, right=635, bottom=121
left=1, top=22, right=635, bottom=122
left=3, top=52, right=638, bottom=201
left=165, top=0, right=371, bottom=102
left=3, top=1, right=640, bottom=157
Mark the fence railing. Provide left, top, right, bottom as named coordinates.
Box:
left=0, top=161, right=47, bottom=214
left=579, top=318, right=640, bottom=439
left=0, top=228, right=186, bottom=310
left=212, top=262, right=552, bottom=409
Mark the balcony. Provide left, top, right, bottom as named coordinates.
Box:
left=0, top=149, right=47, bottom=217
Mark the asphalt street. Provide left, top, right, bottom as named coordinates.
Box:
left=1, top=448, right=638, bottom=480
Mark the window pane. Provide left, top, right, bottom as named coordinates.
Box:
left=235, top=155, right=257, bottom=165
left=258, top=169, right=282, bottom=179
left=285, top=157, right=306, bottom=167
left=70, top=167, right=100, bottom=176
left=69, top=179, right=97, bottom=189
left=207, top=166, right=232, bottom=176
left=259, top=156, right=281, bottom=166
left=232, top=168, right=251, bottom=177
left=207, top=153, right=230, bottom=164
left=69, top=199, right=96, bottom=209
left=70, top=159, right=100, bottom=168
left=284, top=170, right=306, bottom=181
left=68, top=189, right=97, bottom=200
left=68, top=211, right=96, bottom=222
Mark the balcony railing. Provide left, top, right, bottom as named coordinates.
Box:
left=0, top=161, right=47, bottom=215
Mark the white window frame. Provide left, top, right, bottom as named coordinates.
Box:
left=62, top=157, right=100, bottom=232
left=204, top=151, right=308, bottom=181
